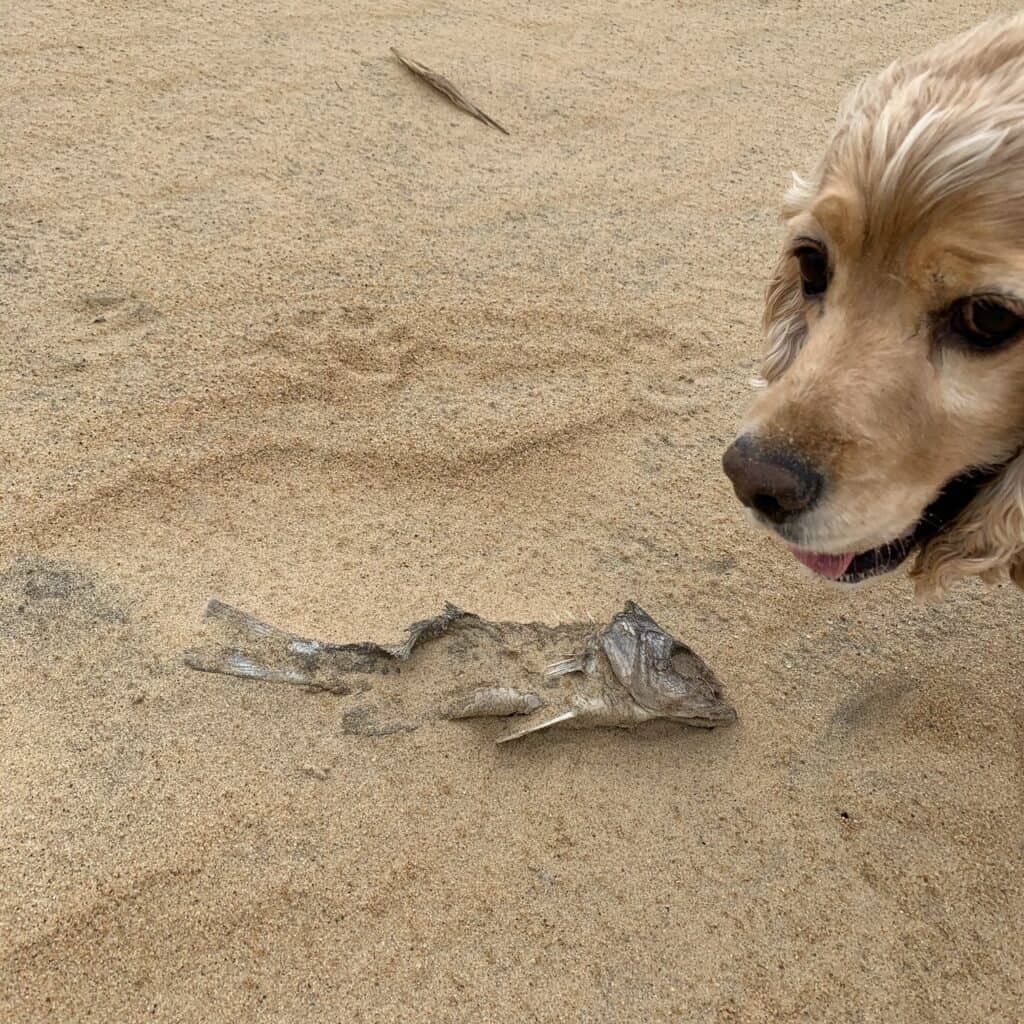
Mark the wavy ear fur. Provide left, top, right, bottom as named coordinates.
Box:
left=911, top=453, right=1024, bottom=595
left=760, top=245, right=806, bottom=382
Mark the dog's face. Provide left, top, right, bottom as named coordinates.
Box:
left=723, top=15, right=1024, bottom=591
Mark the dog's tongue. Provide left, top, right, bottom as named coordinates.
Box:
left=790, top=548, right=856, bottom=579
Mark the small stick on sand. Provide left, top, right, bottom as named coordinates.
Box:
left=391, top=47, right=510, bottom=135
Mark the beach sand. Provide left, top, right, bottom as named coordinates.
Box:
left=2, top=2, right=1022, bottom=1020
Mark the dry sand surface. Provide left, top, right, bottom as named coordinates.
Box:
left=3, top=2, right=1023, bottom=1021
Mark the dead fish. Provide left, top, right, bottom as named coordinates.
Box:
left=185, top=599, right=736, bottom=743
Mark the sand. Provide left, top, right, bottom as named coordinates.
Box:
left=2, top=2, right=1022, bottom=1021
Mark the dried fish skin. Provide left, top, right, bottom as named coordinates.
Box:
left=185, top=599, right=736, bottom=743
left=445, top=687, right=543, bottom=719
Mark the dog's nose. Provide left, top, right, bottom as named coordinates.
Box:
left=722, top=435, right=823, bottom=524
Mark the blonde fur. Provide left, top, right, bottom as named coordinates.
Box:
left=911, top=457, right=1024, bottom=594
left=744, top=13, right=1024, bottom=595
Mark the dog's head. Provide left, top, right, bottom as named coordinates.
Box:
left=723, top=15, right=1024, bottom=594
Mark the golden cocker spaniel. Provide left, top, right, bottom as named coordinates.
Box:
left=723, top=14, right=1024, bottom=595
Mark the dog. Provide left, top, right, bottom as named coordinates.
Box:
left=722, top=13, right=1024, bottom=595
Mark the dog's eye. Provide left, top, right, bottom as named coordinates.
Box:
left=950, top=296, right=1023, bottom=351
left=794, top=245, right=829, bottom=297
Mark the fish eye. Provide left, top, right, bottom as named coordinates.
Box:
left=794, top=243, right=829, bottom=297
left=949, top=295, right=1024, bottom=352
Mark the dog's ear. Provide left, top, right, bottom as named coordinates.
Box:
left=761, top=247, right=806, bottom=382
left=912, top=455, right=1024, bottom=595
left=1010, top=559, right=1024, bottom=589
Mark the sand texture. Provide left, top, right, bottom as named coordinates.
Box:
left=2, top=2, right=1023, bottom=1021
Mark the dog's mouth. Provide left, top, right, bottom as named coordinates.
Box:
left=788, top=465, right=1003, bottom=584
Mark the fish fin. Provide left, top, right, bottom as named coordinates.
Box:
left=544, top=656, right=586, bottom=678
left=496, top=708, right=578, bottom=744
left=184, top=648, right=314, bottom=686
left=203, top=600, right=296, bottom=640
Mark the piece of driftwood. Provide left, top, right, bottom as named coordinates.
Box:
left=185, top=600, right=736, bottom=743
left=391, top=47, right=510, bottom=135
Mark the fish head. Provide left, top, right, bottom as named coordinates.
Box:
left=601, top=602, right=737, bottom=727
left=657, top=642, right=737, bottom=726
